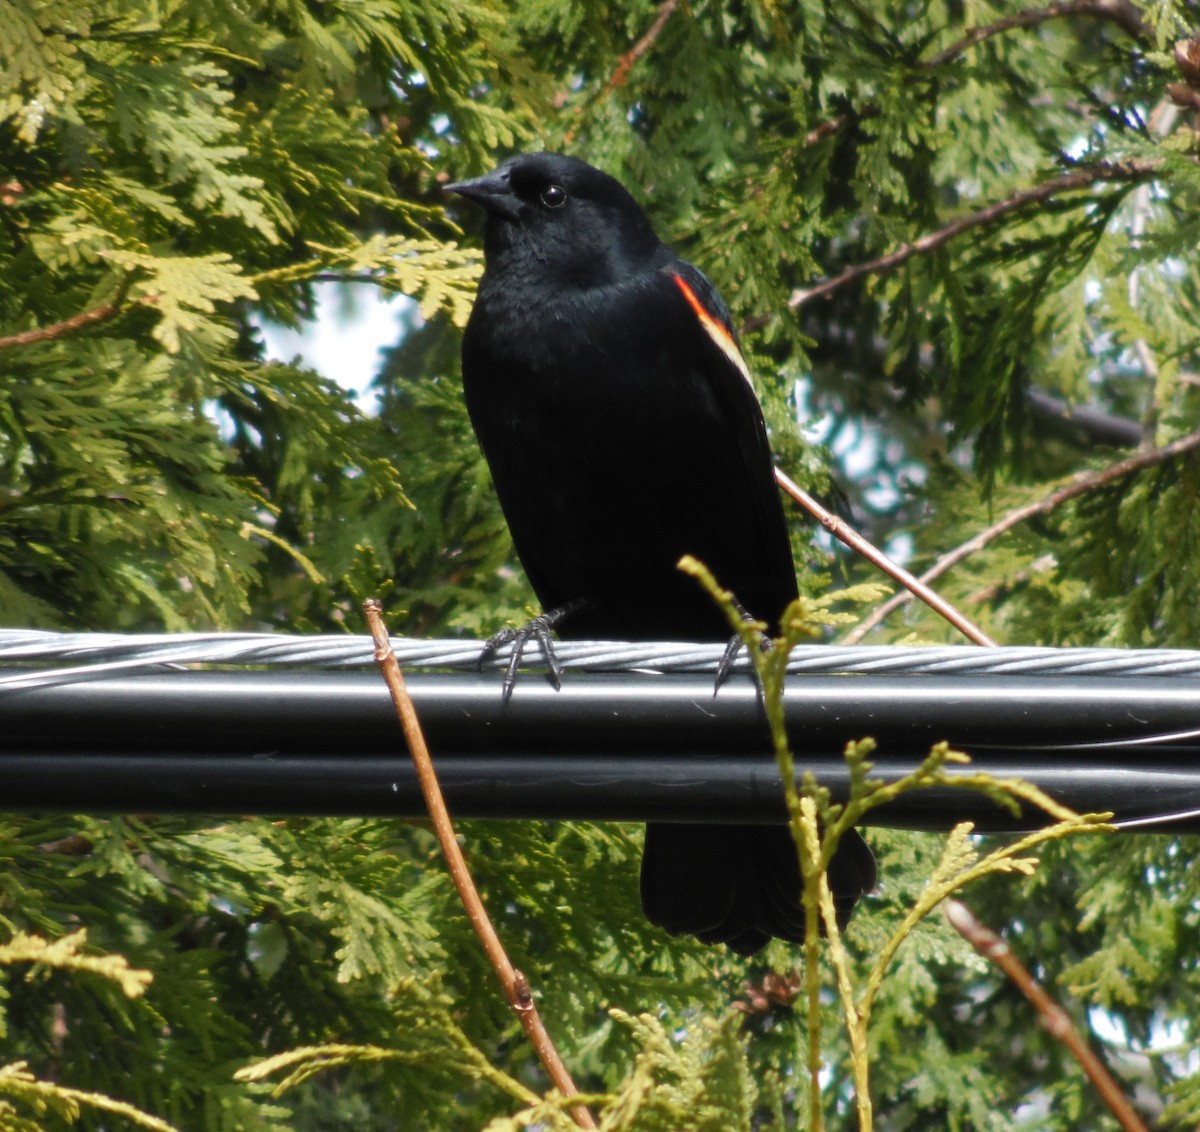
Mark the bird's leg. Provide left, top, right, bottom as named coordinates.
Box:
left=714, top=596, right=771, bottom=693
left=478, top=598, right=591, bottom=703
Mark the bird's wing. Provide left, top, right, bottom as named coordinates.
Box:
left=660, top=259, right=799, bottom=622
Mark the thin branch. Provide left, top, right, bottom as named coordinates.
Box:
left=36, top=834, right=95, bottom=856
left=774, top=468, right=998, bottom=647
left=363, top=600, right=597, bottom=1131
left=802, top=105, right=882, bottom=148
left=964, top=554, right=1058, bottom=607
left=1126, top=99, right=1178, bottom=442
left=789, top=160, right=1159, bottom=308
left=798, top=3, right=1146, bottom=151
left=803, top=113, right=852, bottom=148
left=1026, top=388, right=1141, bottom=448
left=844, top=421, right=1200, bottom=642
left=309, top=273, right=387, bottom=284
left=923, top=0, right=1148, bottom=69
left=605, top=0, right=680, bottom=93
left=946, top=901, right=1150, bottom=1132
left=563, top=0, right=680, bottom=146
left=0, top=293, right=127, bottom=351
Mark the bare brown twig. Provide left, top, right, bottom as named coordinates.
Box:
left=36, top=834, right=95, bottom=856
left=790, top=160, right=1158, bottom=308
left=563, top=0, right=680, bottom=147
left=946, top=901, right=1150, bottom=1132
left=799, top=2, right=1145, bottom=151
left=604, top=0, right=680, bottom=94
left=363, top=600, right=597, bottom=1131
left=775, top=468, right=997, bottom=646
left=923, top=0, right=1148, bottom=69
left=0, top=296, right=126, bottom=351
left=802, top=106, right=881, bottom=148
left=844, top=421, right=1200, bottom=642
left=802, top=114, right=851, bottom=148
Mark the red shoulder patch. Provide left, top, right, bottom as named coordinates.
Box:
left=670, top=274, right=753, bottom=387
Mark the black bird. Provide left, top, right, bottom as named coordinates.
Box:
left=446, top=152, right=875, bottom=955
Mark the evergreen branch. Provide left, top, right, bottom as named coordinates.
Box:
left=0, top=1062, right=181, bottom=1132
left=1027, top=388, right=1142, bottom=447
left=774, top=467, right=998, bottom=646
left=604, top=0, right=680, bottom=94
left=965, top=554, right=1058, bottom=606
left=844, top=421, right=1200, bottom=642
left=563, top=0, right=680, bottom=145
left=684, top=559, right=1111, bottom=1125
left=0, top=929, right=152, bottom=999
left=237, top=1038, right=542, bottom=1108
left=945, top=901, right=1151, bottom=1132
left=857, top=814, right=1111, bottom=1028
left=678, top=559, right=862, bottom=1131
left=0, top=289, right=128, bottom=351
left=363, top=601, right=597, bottom=1131
left=800, top=2, right=1144, bottom=149
left=798, top=800, right=827, bottom=1132
left=922, top=0, right=1149, bottom=69
left=803, top=791, right=870, bottom=1129
left=1123, top=98, right=1178, bottom=443
left=789, top=160, right=1160, bottom=308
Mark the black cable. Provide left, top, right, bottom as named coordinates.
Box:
left=3, top=669, right=1199, bottom=831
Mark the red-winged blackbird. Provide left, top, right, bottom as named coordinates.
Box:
left=447, top=152, right=875, bottom=955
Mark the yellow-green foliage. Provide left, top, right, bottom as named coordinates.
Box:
left=3, top=1, right=1200, bottom=1129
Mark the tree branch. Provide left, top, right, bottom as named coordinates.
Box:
left=799, top=1, right=1145, bottom=150
left=946, top=901, right=1150, bottom=1132
left=604, top=0, right=680, bottom=94
left=923, top=0, right=1148, bottom=70
left=790, top=160, right=1159, bottom=308
left=0, top=293, right=127, bottom=351
left=364, top=601, right=596, bottom=1130
left=563, top=0, right=680, bottom=146
left=1125, top=99, right=1178, bottom=443
left=803, top=106, right=881, bottom=148
left=843, top=422, right=1200, bottom=642
left=775, top=468, right=998, bottom=647
left=1026, top=388, right=1142, bottom=448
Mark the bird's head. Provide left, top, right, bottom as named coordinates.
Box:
left=446, top=152, right=661, bottom=287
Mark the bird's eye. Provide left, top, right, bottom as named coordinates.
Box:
left=540, top=184, right=568, bottom=209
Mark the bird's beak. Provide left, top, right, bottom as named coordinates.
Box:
left=444, top=171, right=523, bottom=220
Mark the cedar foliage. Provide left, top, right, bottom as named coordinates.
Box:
left=2, top=1, right=1200, bottom=1128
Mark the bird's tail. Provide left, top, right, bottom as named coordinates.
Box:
left=640, top=823, right=876, bottom=955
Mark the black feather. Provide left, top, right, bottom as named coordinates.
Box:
left=450, top=152, right=875, bottom=953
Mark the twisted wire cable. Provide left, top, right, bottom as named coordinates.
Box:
left=3, top=629, right=1200, bottom=691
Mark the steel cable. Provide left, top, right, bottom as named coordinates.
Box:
left=5, top=630, right=1200, bottom=689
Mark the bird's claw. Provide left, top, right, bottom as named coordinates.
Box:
left=714, top=633, right=745, bottom=693
left=478, top=600, right=586, bottom=703
left=714, top=600, right=773, bottom=694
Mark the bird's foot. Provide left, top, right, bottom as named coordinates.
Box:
left=478, top=600, right=588, bottom=703
left=714, top=599, right=771, bottom=693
